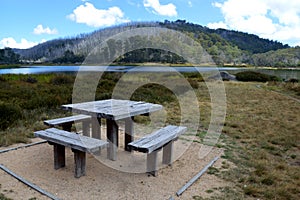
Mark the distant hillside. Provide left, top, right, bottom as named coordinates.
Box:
left=211, top=28, right=289, bottom=54
left=252, top=47, right=300, bottom=67
left=159, top=20, right=289, bottom=54
left=6, top=20, right=299, bottom=67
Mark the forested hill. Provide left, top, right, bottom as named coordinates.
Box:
left=5, top=20, right=299, bottom=67
left=212, top=28, right=289, bottom=54
left=159, top=20, right=289, bottom=54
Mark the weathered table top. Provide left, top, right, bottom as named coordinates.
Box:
left=62, top=99, right=163, bottom=120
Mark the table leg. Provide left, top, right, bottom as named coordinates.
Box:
left=91, top=117, right=101, bottom=155
left=107, top=119, right=118, bottom=161
left=91, top=117, right=101, bottom=139
left=82, top=121, right=90, bottom=137
left=125, top=117, right=134, bottom=152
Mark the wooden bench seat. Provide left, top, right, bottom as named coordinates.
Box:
left=44, top=114, right=91, bottom=135
left=34, top=128, right=108, bottom=178
left=128, top=125, right=187, bottom=176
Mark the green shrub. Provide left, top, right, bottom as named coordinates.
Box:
left=290, top=154, right=296, bottom=159
left=235, top=71, right=281, bottom=82
left=0, top=102, right=23, bottom=130
left=0, top=75, right=6, bottom=82
left=22, top=76, right=37, bottom=83
left=50, top=74, right=74, bottom=85
left=286, top=78, right=299, bottom=83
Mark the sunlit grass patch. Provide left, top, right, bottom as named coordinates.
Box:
left=216, top=82, right=300, bottom=199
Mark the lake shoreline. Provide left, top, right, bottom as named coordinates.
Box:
left=1, top=63, right=300, bottom=70
left=1, top=64, right=300, bottom=80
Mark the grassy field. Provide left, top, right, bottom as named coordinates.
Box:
left=0, top=73, right=299, bottom=199
left=188, top=81, right=299, bottom=200
left=208, top=82, right=300, bottom=199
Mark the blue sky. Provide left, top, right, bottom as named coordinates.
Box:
left=1, top=0, right=300, bottom=49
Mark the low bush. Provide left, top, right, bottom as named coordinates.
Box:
left=0, top=75, right=6, bottom=82
left=235, top=71, right=281, bottom=82
left=286, top=78, right=299, bottom=83
left=50, top=74, right=74, bottom=85
left=0, top=102, right=23, bottom=130
left=23, top=76, right=38, bottom=83
left=286, top=83, right=300, bottom=96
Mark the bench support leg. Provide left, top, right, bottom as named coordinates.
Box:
left=125, top=117, right=134, bottom=152
left=82, top=121, right=90, bottom=137
left=53, top=144, right=65, bottom=170
left=107, top=119, right=118, bottom=161
left=73, top=149, right=86, bottom=178
left=162, top=141, right=174, bottom=165
left=147, top=150, right=159, bottom=176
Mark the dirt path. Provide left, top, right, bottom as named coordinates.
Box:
left=0, top=137, right=227, bottom=200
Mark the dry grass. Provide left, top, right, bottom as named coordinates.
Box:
left=203, top=81, right=300, bottom=199
left=265, top=81, right=300, bottom=100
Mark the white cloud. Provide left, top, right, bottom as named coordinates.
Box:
left=143, top=0, right=177, bottom=17
left=209, top=0, right=300, bottom=46
left=33, top=25, right=58, bottom=35
left=188, top=1, right=193, bottom=7
left=0, top=37, right=45, bottom=49
left=207, top=21, right=228, bottom=29
left=67, top=2, right=130, bottom=27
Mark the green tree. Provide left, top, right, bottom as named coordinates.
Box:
left=0, top=48, right=20, bottom=64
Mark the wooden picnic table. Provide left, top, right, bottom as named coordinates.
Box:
left=62, top=99, right=163, bottom=161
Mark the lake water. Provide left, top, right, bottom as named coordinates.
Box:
left=0, top=66, right=240, bottom=74
left=0, top=65, right=299, bottom=80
